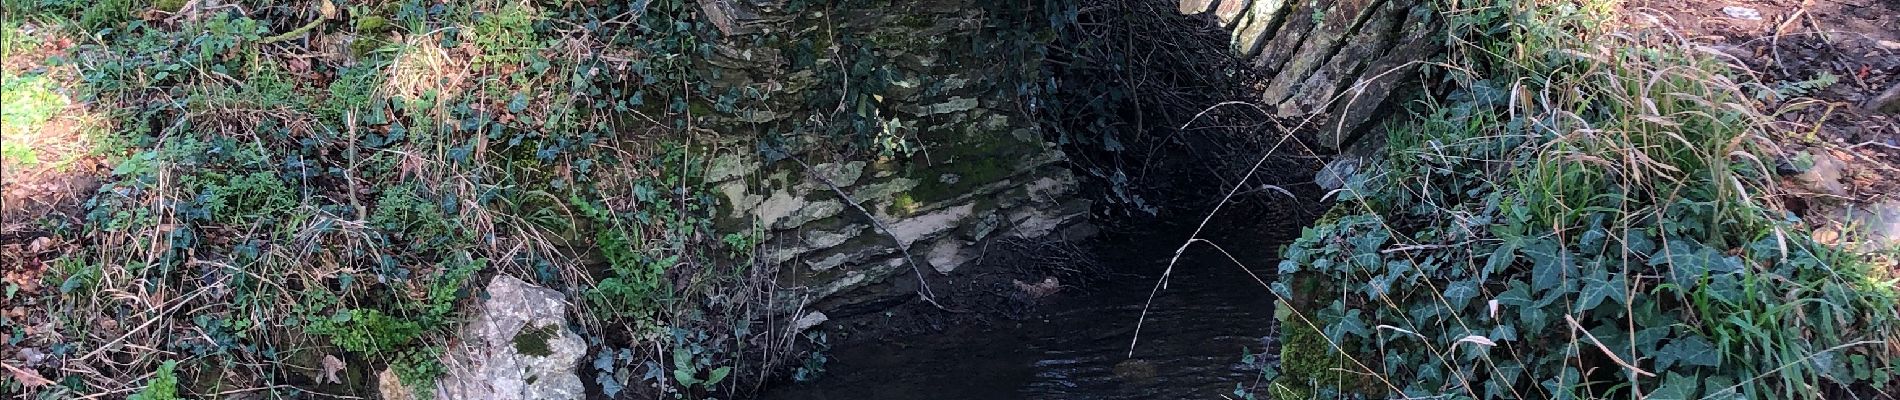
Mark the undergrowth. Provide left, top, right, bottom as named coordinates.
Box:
left=1262, top=0, right=1900, bottom=399
left=0, top=0, right=784, bottom=398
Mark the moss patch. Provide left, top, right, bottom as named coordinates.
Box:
left=897, top=128, right=1036, bottom=211
left=512, top=324, right=559, bottom=357
left=1273, top=273, right=1381, bottom=399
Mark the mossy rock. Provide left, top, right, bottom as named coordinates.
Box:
left=1273, top=273, right=1384, bottom=398
left=356, top=15, right=394, bottom=34
left=512, top=324, right=559, bottom=357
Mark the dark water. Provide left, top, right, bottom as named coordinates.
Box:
left=760, top=226, right=1285, bottom=400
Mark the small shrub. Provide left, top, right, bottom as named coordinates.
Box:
left=127, top=360, right=179, bottom=400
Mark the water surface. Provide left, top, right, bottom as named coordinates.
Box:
left=761, top=229, right=1283, bottom=400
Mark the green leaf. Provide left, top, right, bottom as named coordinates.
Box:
left=1648, top=372, right=1700, bottom=400
left=1497, top=283, right=1532, bottom=306
left=1655, top=241, right=1723, bottom=290
left=1575, top=270, right=1626, bottom=313
left=705, top=366, right=732, bottom=386
left=672, top=349, right=699, bottom=386
left=509, top=92, right=529, bottom=113
left=1656, top=335, right=1720, bottom=370
left=1444, top=280, right=1480, bottom=310
left=1485, top=240, right=1519, bottom=276
left=1524, top=238, right=1569, bottom=291
left=1367, top=274, right=1395, bottom=297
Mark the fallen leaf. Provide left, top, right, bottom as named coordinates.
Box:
left=27, top=236, right=51, bottom=253
left=2, top=363, right=54, bottom=388
left=320, top=354, right=346, bottom=384
left=319, top=0, right=339, bottom=20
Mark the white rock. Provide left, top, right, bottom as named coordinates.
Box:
left=434, top=276, right=586, bottom=400
left=1850, top=201, right=1900, bottom=250
left=926, top=239, right=974, bottom=274
left=792, top=311, right=829, bottom=332
left=378, top=368, right=415, bottom=400
left=1721, top=6, right=1762, bottom=20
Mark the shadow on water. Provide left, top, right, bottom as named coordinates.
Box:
left=760, top=206, right=1299, bottom=400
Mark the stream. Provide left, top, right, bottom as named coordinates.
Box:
left=760, top=220, right=1289, bottom=400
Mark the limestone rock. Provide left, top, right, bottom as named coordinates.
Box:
left=1785, top=151, right=1848, bottom=196
left=812, top=161, right=867, bottom=186
left=926, top=239, right=975, bottom=273
left=886, top=203, right=975, bottom=245
left=1323, top=3, right=1441, bottom=149
left=435, top=276, right=586, bottom=400
left=377, top=368, right=414, bottom=400
left=792, top=311, right=829, bottom=332
left=1181, top=0, right=1217, bottom=14
left=1316, top=156, right=1361, bottom=191
left=1849, top=201, right=1900, bottom=249
left=706, top=153, right=762, bottom=183
left=1013, top=277, right=1062, bottom=298
left=1231, top=0, right=1291, bottom=58
left=1215, top=0, right=1253, bottom=29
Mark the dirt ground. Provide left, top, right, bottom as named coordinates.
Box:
left=1, top=22, right=105, bottom=309
left=1622, top=0, right=1900, bottom=256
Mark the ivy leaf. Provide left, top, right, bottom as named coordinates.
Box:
left=1444, top=280, right=1480, bottom=310
left=1648, top=372, right=1700, bottom=400
left=672, top=350, right=699, bottom=386
left=1524, top=238, right=1570, bottom=291
left=509, top=92, right=530, bottom=113
left=1496, top=283, right=1532, bottom=306
left=1655, top=241, right=1719, bottom=290
left=705, top=366, right=732, bottom=386
left=1489, top=324, right=1518, bottom=342
left=593, top=351, right=615, bottom=372
left=1624, top=228, right=1657, bottom=257
left=598, top=372, right=624, bottom=397
left=1323, top=303, right=1369, bottom=343
left=1656, top=335, right=1720, bottom=370
left=1575, top=270, right=1626, bottom=313
left=1702, top=376, right=1743, bottom=400
left=1484, top=240, right=1519, bottom=276
left=1366, top=274, right=1395, bottom=298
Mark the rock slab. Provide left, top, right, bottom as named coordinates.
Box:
left=433, top=276, right=586, bottom=400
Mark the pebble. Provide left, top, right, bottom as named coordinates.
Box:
left=1721, top=6, right=1764, bottom=20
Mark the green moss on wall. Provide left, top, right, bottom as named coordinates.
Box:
left=896, top=128, right=1036, bottom=212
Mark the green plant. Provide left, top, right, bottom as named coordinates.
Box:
left=570, top=143, right=724, bottom=328
left=77, top=0, right=134, bottom=32
left=791, top=331, right=829, bottom=383
left=467, top=2, right=540, bottom=67
left=1, top=72, right=65, bottom=164
left=670, top=328, right=733, bottom=390
left=127, top=360, right=179, bottom=400
left=393, top=346, right=446, bottom=399
left=1270, top=1, right=1900, bottom=398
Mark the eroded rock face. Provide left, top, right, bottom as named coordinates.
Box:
left=434, top=276, right=586, bottom=400
left=1184, top=0, right=1444, bottom=150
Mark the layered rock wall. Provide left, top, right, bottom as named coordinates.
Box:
left=1183, top=0, right=1442, bottom=150
left=691, top=0, right=1091, bottom=312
